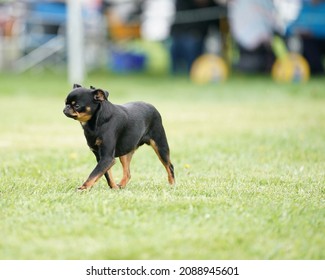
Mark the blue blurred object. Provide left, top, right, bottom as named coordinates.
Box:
left=109, top=49, right=147, bottom=73
left=25, top=2, right=66, bottom=50
left=32, top=2, right=66, bottom=23
left=286, top=2, right=325, bottom=38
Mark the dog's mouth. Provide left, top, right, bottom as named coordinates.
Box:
left=63, top=108, right=77, bottom=118
left=64, top=109, right=92, bottom=122
left=64, top=105, right=92, bottom=122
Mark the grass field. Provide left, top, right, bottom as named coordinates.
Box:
left=0, top=71, right=324, bottom=259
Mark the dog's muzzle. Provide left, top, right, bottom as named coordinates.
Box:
left=63, top=105, right=77, bottom=119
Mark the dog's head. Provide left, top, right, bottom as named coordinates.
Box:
left=63, top=84, right=109, bottom=122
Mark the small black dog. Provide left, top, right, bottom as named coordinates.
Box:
left=63, top=84, right=175, bottom=190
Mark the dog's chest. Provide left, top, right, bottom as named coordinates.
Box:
left=82, top=126, right=101, bottom=150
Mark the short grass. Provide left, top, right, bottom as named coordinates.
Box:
left=0, top=71, right=324, bottom=259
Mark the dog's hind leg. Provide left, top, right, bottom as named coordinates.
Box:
left=149, top=138, right=175, bottom=185
left=118, top=150, right=135, bottom=188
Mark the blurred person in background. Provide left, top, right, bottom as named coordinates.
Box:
left=170, top=0, right=222, bottom=74
left=228, top=0, right=278, bottom=73
left=295, top=0, right=325, bottom=74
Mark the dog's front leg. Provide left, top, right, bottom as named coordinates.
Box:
left=78, top=144, right=116, bottom=190
left=78, top=158, right=115, bottom=190
left=91, top=150, right=119, bottom=189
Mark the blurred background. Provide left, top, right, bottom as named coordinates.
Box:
left=0, top=0, right=324, bottom=82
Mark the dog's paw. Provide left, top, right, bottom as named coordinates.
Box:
left=77, top=185, right=90, bottom=191
left=110, top=185, right=120, bottom=190
left=117, top=183, right=127, bottom=189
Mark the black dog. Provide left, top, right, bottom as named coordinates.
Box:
left=63, top=84, right=175, bottom=190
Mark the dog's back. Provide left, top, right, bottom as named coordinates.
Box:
left=114, top=102, right=163, bottom=155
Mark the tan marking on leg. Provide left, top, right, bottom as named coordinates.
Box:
left=149, top=139, right=175, bottom=185
left=107, top=168, right=119, bottom=189
left=118, top=151, right=135, bottom=188
left=78, top=174, right=101, bottom=190
left=78, top=159, right=117, bottom=191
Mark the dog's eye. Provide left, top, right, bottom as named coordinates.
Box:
left=74, top=104, right=80, bottom=109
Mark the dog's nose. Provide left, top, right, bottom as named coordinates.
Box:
left=63, top=105, right=70, bottom=114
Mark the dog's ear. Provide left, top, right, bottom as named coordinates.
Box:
left=93, top=89, right=109, bottom=101
left=73, top=84, right=82, bottom=89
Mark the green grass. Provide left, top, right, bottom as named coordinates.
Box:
left=0, top=71, right=324, bottom=259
